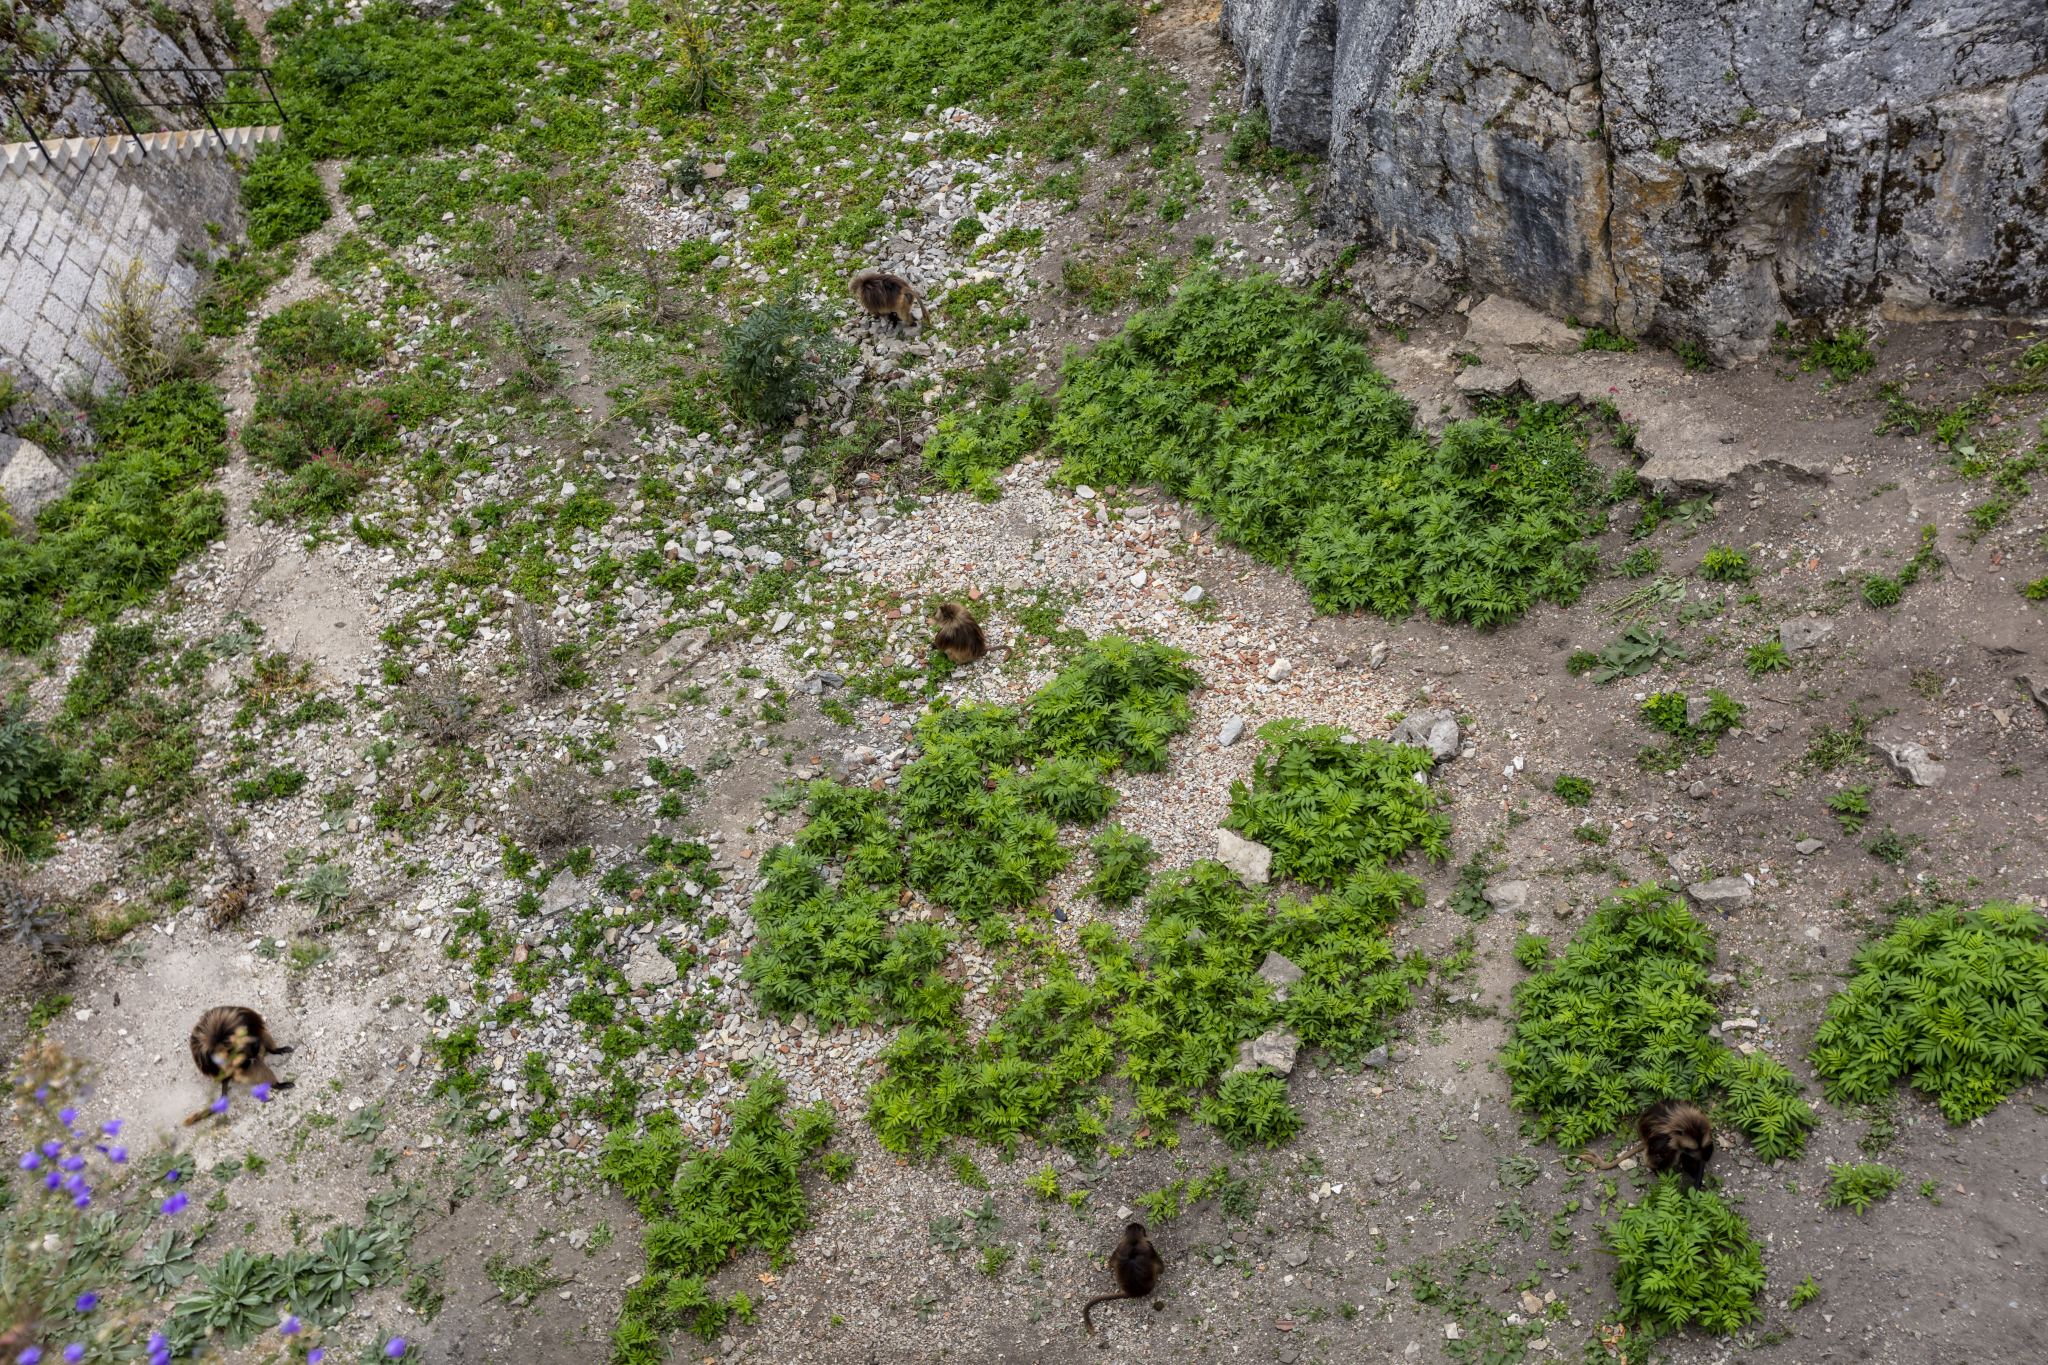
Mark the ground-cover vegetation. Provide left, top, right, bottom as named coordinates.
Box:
left=0, top=382, right=228, bottom=652
left=1222, top=719, right=1447, bottom=883
left=1051, top=274, right=1608, bottom=624
left=1503, top=885, right=1817, bottom=1159
left=1808, top=900, right=2048, bottom=1123
left=1603, top=1176, right=1765, bottom=1334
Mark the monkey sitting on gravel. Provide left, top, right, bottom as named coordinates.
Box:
left=849, top=269, right=925, bottom=330
left=1084, top=1222, right=1164, bottom=1333
left=184, top=1006, right=293, bottom=1125
left=931, top=602, right=986, bottom=665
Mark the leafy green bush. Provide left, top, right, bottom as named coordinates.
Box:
left=1551, top=773, right=1593, bottom=807
left=1809, top=901, right=2048, bottom=1123
left=1863, top=574, right=1903, bottom=607
left=1565, top=649, right=1600, bottom=676
left=1823, top=784, right=1872, bottom=834
left=1087, top=823, right=1155, bottom=907
left=1511, top=933, right=1550, bottom=970
left=1823, top=1162, right=1900, bottom=1215
left=1503, top=885, right=1815, bottom=1156
left=2024, top=575, right=2048, bottom=601
left=1052, top=274, right=1606, bottom=625
left=1025, top=636, right=1200, bottom=771
left=718, top=295, right=846, bottom=426
left=607, top=1079, right=837, bottom=1353
left=0, top=699, right=71, bottom=854
left=1801, top=328, right=1876, bottom=383
left=0, top=381, right=228, bottom=651
left=925, top=390, right=1052, bottom=500
left=1201, top=1071, right=1301, bottom=1149
left=1584, top=624, right=1683, bottom=682
left=1223, top=720, right=1447, bottom=884
left=255, top=301, right=382, bottom=373
left=1603, top=1178, right=1765, bottom=1334
left=1698, top=545, right=1753, bottom=582
left=1744, top=640, right=1791, bottom=676
left=241, top=144, right=331, bottom=249
left=1617, top=546, right=1661, bottom=578
left=231, top=765, right=309, bottom=804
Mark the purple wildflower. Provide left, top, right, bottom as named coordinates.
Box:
left=280, top=1317, right=302, bottom=1336
left=385, top=1338, right=408, bottom=1359
left=18, top=1348, right=43, bottom=1365
left=63, top=1348, right=84, bottom=1365
left=308, top=1351, right=326, bottom=1365
left=109, top=1146, right=127, bottom=1163
left=75, top=1293, right=98, bottom=1313
left=19, top=1151, right=39, bottom=1170
left=161, top=1191, right=188, bottom=1216
left=252, top=1083, right=272, bottom=1102
left=209, top=1097, right=229, bottom=1115
left=58, top=1107, right=76, bottom=1126
left=102, top=1120, right=123, bottom=1136
left=60, top=1155, right=85, bottom=1171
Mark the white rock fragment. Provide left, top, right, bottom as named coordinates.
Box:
left=1218, top=716, right=1246, bottom=746
left=1215, top=828, right=1273, bottom=885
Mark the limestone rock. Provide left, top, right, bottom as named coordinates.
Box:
left=1362, top=1045, right=1390, bottom=1070
left=1684, top=695, right=1716, bottom=729
left=1453, top=360, right=1522, bottom=399
left=1794, top=838, right=1824, bottom=856
left=1389, top=709, right=1461, bottom=761
left=1871, top=740, right=1945, bottom=788
left=1221, top=0, right=2045, bottom=359
left=1232, top=1028, right=1301, bottom=1075
left=1481, top=881, right=1530, bottom=912
left=1256, top=951, right=1306, bottom=997
left=541, top=869, right=589, bottom=915
left=1216, top=829, right=1273, bottom=885
left=1778, top=615, right=1835, bottom=652
left=0, top=436, right=69, bottom=520
left=1279, top=1240, right=1311, bottom=1268
left=1218, top=716, right=1246, bottom=747
left=1460, top=296, right=1579, bottom=357
left=625, top=942, right=678, bottom=989
left=1687, top=876, right=1753, bottom=910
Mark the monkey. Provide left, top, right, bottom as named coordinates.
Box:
left=930, top=602, right=986, bottom=665
left=848, top=269, right=924, bottom=330
left=1579, top=1099, right=1716, bottom=1188
left=1083, top=1222, right=1164, bottom=1334
left=184, top=1007, right=293, bottom=1125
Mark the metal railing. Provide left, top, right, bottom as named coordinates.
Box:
left=0, top=64, right=288, bottom=168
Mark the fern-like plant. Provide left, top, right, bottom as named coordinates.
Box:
left=1603, top=1177, right=1765, bottom=1334
left=1087, top=823, right=1155, bottom=907
left=1223, top=720, right=1448, bottom=885
left=1809, top=901, right=2048, bottom=1123
left=1200, top=1071, right=1302, bottom=1149
left=1823, top=1162, right=1901, bottom=1215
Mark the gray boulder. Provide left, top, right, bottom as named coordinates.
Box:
left=1481, top=881, right=1531, bottom=912
left=1870, top=740, right=1945, bottom=788
left=540, top=869, right=589, bottom=916
left=1256, top=951, right=1306, bottom=998
left=1687, top=876, right=1754, bottom=910
left=1461, top=296, right=1580, bottom=357
left=1232, top=1028, right=1301, bottom=1076
left=1216, top=829, right=1274, bottom=885
left=1779, top=615, right=1834, bottom=652
left=625, top=943, right=679, bottom=989
left=1389, top=708, right=1461, bottom=761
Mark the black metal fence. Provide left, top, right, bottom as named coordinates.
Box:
left=0, top=64, right=288, bottom=167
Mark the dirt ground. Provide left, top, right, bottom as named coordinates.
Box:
left=7, top=4, right=2048, bottom=1365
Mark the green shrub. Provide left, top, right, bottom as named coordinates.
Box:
left=2023, top=575, right=2048, bottom=600
left=1579, top=326, right=1638, bottom=354
left=241, top=144, right=331, bottom=249
left=1698, top=545, right=1753, bottom=582
left=1223, top=720, right=1448, bottom=884
left=1584, top=624, right=1683, bottom=682
left=1639, top=692, right=1690, bottom=736
left=0, top=699, right=70, bottom=854
left=1511, top=934, right=1550, bottom=970
left=1565, top=649, right=1600, bottom=676
left=1744, top=640, right=1791, bottom=676
left=1201, top=1071, right=1301, bottom=1149
left=1024, top=636, right=1200, bottom=771
left=1823, top=784, right=1872, bottom=834
left=1087, top=823, right=1155, bottom=907
left=1053, top=274, right=1607, bottom=625
left=606, top=1079, right=836, bottom=1350
left=925, top=391, right=1051, bottom=500
left=1603, top=1178, right=1765, bottom=1334
left=1503, top=885, right=1815, bottom=1156
left=1809, top=901, right=2048, bottom=1123
left=1801, top=328, right=1875, bottom=383
left=1863, top=574, right=1902, bottom=608
left=1551, top=773, right=1593, bottom=807
left=1572, top=823, right=1609, bottom=845
left=1823, top=1162, right=1900, bottom=1215
left=255, top=301, right=382, bottom=372
left=231, top=765, right=309, bottom=803
left=1617, top=546, right=1661, bottom=578
left=0, top=380, right=228, bottom=651
left=718, top=294, right=847, bottom=426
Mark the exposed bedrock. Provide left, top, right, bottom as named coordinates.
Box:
left=1221, top=0, right=2048, bottom=357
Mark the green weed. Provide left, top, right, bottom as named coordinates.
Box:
left=1603, top=1177, right=1765, bottom=1334
left=1087, top=823, right=1155, bottom=908
left=1863, top=574, right=1902, bottom=608
left=1801, top=329, right=1876, bottom=384
left=1809, top=901, right=2048, bottom=1123
left=1823, top=785, right=1872, bottom=834
left=241, top=145, right=331, bottom=250
left=1551, top=773, right=1593, bottom=807
left=717, top=293, right=848, bottom=426
left=1504, top=885, right=1815, bottom=1158
left=1054, top=275, right=1607, bottom=625
left=1223, top=720, right=1448, bottom=884
left=1744, top=640, right=1792, bottom=676
left=1788, top=1275, right=1821, bottom=1310
left=1617, top=546, right=1661, bottom=579
left=925, top=390, right=1052, bottom=500
left=1698, top=546, right=1753, bottom=583
left=1585, top=625, right=1683, bottom=683
left=1822, top=1162, right=1900, bottom=1215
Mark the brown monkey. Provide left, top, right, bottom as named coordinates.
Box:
left=184, top=1006, right=293, bottom=1125
left=1083, top=1222, right=1163, bottom=1334
left=1579, top=1099, right=1716, bottom=1188
left=849, top=269, right=924, bottom=329
left=931, top=602, right=985, bottom=665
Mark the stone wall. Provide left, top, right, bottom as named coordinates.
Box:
left=0, top=146, right=245, bottom=402
left=1222, top=0, right=2048, bottom=357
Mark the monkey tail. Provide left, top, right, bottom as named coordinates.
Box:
left=1082, top=1292, right=1129, bottom=1334
left=1576, top=1139, right=1645, bottom=1171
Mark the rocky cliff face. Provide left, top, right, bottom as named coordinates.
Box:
left=1222, top=0, right=2048, bottom=356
